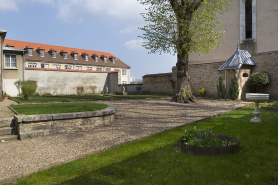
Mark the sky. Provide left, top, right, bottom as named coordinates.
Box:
left=0, top=0, right=177, bottom=80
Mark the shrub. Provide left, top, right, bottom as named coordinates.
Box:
left=199, top=88, right=206, bottom=97
left=249, top=72, right=271, bottom=93
left=14, top=79, right=25, bottom=97
left=217, top=75, right=226, bottom=99
left=229, top=76, right=239, bottom=100
left=77, top=86, right=84, bottom=95
left=21, top=85, right=36, bottom=100
left=25, top=80, right=38, bottom=90
left=90, top=85, right=97, bottom=94
left=43, top=92, right=52, bottom=96
left=180, top=88, right=185, bottom=100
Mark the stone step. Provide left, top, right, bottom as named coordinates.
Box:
left=0, top=135, right=18, bottom=142
left=0, top=118, right=15, bottom=128
left=0, top=127, right=17, bottom=136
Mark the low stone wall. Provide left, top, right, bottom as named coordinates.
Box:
left=14, top=104, right=117, bottom=140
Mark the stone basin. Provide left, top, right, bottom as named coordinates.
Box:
left=246, top=93, right=269, bottom=101
left=246, top=93, right=269, bottom=123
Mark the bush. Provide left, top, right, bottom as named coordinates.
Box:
left=43, top=92, right=52, bottom=96
left=90, top=85, right=97, bottom=94
left=249, top=72, right=271, bottom=93
left=14, top=79, right=25, bottom=97
left=229, top=76, right=239, bottom=100
left=21, top=85, right=36, bottom=100
left=217, top=75, right=226, bottom=99
left=25, top=80, right=38, bottom=90
left=199, top=88, right=206, bottom=97
left=77, top=86, right=84, bottom=95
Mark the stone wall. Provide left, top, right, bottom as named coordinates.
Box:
left=142, top=73, right=173, bottom=94
left=188, top=62, right=223, bottom=97
left=252, top=50, right=278, bottom=99
left=14, top=104, right=117, bottom=139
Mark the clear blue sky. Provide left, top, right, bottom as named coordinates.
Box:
left=0, top=0, right=177, bottom=80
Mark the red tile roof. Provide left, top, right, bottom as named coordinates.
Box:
left=3, top=39, right=130, bottom=68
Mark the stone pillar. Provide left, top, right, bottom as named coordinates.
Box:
left=172, top=66, right=177, bottom=95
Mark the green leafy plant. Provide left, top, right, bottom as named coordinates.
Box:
left=249, top=71, right=271, bottom=93
left=14, top=79, right=25, bottom=97
left=199, top=88, right=206, bottom=97
left=21, top=85, right=36, bottom=100
left=43, top=92, right=52, bottom=96
left=229, top=76, right=239, bottom=100
left=217, top=75, right=226, bottom=99
left=185, top=90, right=192, bottom=98
left=25, top=80, right=38, bottom=90
left=182, top=128, right=235, bottom=147
left=77, top=86, right=84, bottom=95
left=90, top=85, right=97, bottom=94
left=180, top=88, right=185, bottom=101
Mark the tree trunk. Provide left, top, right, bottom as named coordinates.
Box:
left=171, top=53, right=196, bottom=103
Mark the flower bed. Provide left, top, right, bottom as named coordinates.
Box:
left=176, top=128, right=240, bottom=156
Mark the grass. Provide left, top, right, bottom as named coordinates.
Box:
left=10, top=94, right=171, bottom=103
left=10, top=102, right=108, bottom=115
left=11, top=103, right=278, bottom=185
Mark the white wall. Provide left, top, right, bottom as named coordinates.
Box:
left=3, top=79, right=19, bottom=97
left=25, top=70, right=110, bottom=95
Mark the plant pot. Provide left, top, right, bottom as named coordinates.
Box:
left=3, top=96, right=8, bottom=99
left=176, top=136, right=240, bottom=156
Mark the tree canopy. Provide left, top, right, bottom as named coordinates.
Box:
left=138, top=0, right=232, bottom=57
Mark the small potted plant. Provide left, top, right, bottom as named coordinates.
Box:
left=3, top=92, right=9, bottom=99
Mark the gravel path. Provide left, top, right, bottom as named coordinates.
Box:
left=0, top=98, right=251, bottom=184
left=0, top=99, right=18, bottom=118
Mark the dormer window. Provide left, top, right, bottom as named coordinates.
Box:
left=27, top=48, right=33, bottom=56
left=94, top=56, right=98, bottom=62
left=52, top=50, right=57, bottom=58
left=104, top=57, right=107, bottom=63
left=73, top=53, right=78, bottom=60
left=111, top=57, right=115, bottom=64
left=83, top=54, right=89, bottom=61
left=38, top=49, right=45, bottom=57
left=63, top=52, right=67, bottom=59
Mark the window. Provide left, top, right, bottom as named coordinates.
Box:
left=76, top=66, right=82, bottom=70
left=122, top=69, right=127, bottom=75
left=27, top=48, right=33, bottom=56
left=84, top=54, right=89, bottom=61
left=5, top=54, right=17, bottom=68
left=39, top=49, right=45, bottom=57
left=74, top=53, right=78, bottom=60
left=243, top=73, right=249, bottom=77
left=114, top=69, right=119, bottom=71
left=63, top=52, right=68, bottom=59
left=245, top=0, right=252, bottom=39
left=104, top=57, right=107, bottom=63
left=96, top=67, right=102, bottom=71
left=95, top=56, right=98, bottom=62
left=86, top=67, right=92, bottom=70
left=65, top=65, right=72, bottom=69
left=122, top=81, right=127, bottom=84
left=52, top=51, right=57, bottom=58
left=111, top=58, right=115, bottom=64
left=41, top=63, right=49, bottom=68
left=28, top=62, right=37, bottom=68
left=53, top=64, right=61, bottom=69
left=106, top=68, right=111, bottom=71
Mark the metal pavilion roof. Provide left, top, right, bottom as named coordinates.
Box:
left=218, top=42, right=256, bottom=70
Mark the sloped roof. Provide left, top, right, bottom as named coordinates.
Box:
left=3, top=39, right=131, bottom=68
left=218, top=43, right=256, bottom=70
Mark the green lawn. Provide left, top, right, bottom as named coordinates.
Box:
left=10, top=95, right=170, bottom=103
left=10, top=102, right=108, bottom=115
left=10, top=95, right=116, bottom=102
left=12, top=103, right=278, bottom=185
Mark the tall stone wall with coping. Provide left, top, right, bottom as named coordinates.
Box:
left=252, top=50, right=278, bottom=99
left=142, top=73, right=173, bottom=94
left=188, top=62, right=223, bottom=97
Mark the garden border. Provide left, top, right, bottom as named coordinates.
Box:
left=14, top=104, right=117, bottom=140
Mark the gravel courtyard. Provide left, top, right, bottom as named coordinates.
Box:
left=0, top=98, right=251, bottom=183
